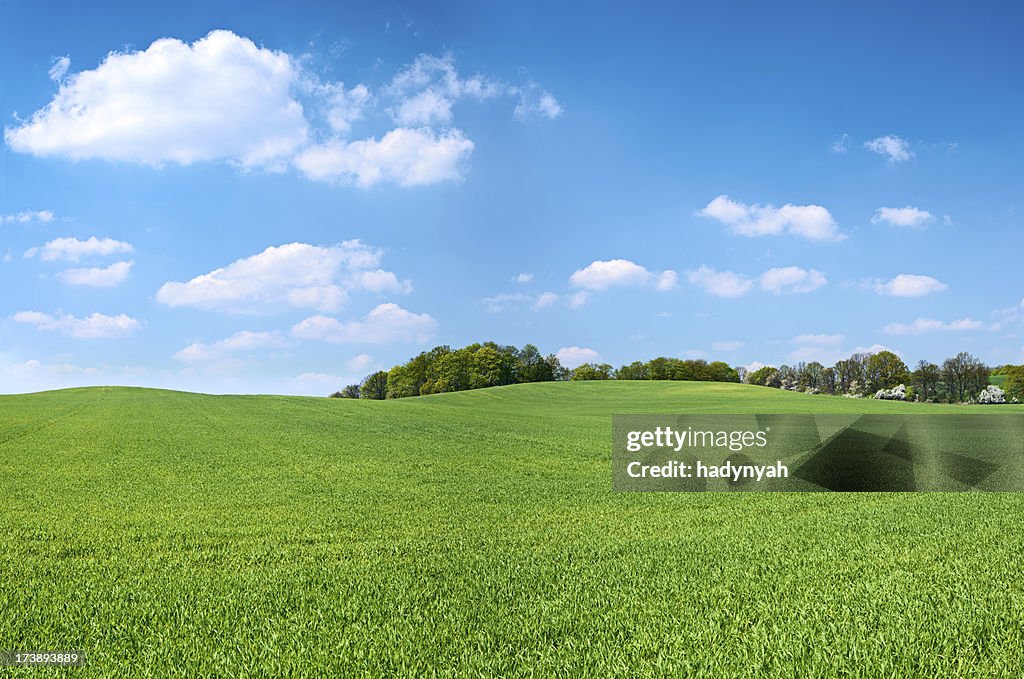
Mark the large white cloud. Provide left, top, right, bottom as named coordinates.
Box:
left=873, top=274, right=947, bottom=297
left=13, top=310, right=140, bottom=338
left=25, top=236, right=133, bottom=262
left=872, top=206, right=934, bottom=228
left=699, top=195, right=845, bottom=241
left=864, top=135, right=913, bottom=163
left=5, top=30, right=308, bottom=168
left=293, top=127, right=474, bottom=186
left=555, top=346, right=601, bottom=369
left=156, top=241, right=409, bottom=314
left=883, top=317, right=987, bottom=335
left=291, top=303, right=436, bottom=344
left=57, top=260, right=133, bottom=287
left=569, top=259, right=678, bottom=292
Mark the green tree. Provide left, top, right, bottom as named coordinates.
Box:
left=866, top=351, right=910, bottom=392
left=747, top=366, right=778, bottom=386
left=615, top=361, right=649, bottom=380
left=570, top=363, right=613, bottom=380
left=912, top=361, right=941, bottom=402
left=942, top=351, right=984, bottom=402
left=1004, top=366, right=1024, bottom=401
left=359, top=371, right=388, bottom=400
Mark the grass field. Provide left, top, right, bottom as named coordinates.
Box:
left=2, top=382, right=1024, bottom=677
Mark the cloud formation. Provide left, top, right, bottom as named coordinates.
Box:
left=291, top=303, right=436, bottom=344
left=872, top=206, right=934, bottom=228
left=699, top=195, right=845, bottom=241
left=156, top=241, right=408, bottom=314
left=25, top=236, right=133, bottom=262
left=686, top=266, right=826, bottom=297
left=5, top=30, right=308, bottom=168
left=873, top=274, right=947, bottom=297
left=569, top=259, right=677, bottom=292
left=13, top=310, right=140, bottom=338
left=883, top=317, right=987, bottom=335
left=57, top=260, right=133, bottom=287
left=864, top=135, right=913, bottom=163
left=174, top=330, right=287, bottom=362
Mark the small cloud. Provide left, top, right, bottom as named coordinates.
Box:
left=534, top=292, right=559, bottom=309
left=699, top=195, right=845, bottom=241
left=871, top=206, right=934, bottom=229
left=514, top=272, right=534, bottom=284
left=711, top=340, right=743, bottom=352
left=872, top=274, right=947, bottom=298
left=759, top=267, right=827, bottom=294
left=829, top=133, right=849, bottom=154
left=883, top=317, right=988, bottom=335
left=57, top=260, right=133, bottom=287
left=291, top=303, right=436, bottom=345
left=864, top=135, right=913, bottom=163
left=792, top=333, right=843, bottom=346
left=48, top=56, right=70, bottom=82
left=686, top=266, right=753, bottom=298
left=1, top=210, right=56, bottom=225
left=174, top=330, right=287, bottom=362
left=13, top=310, right=141, bottom=338
left=25, top=236, right=132, bottom=262
left=345, top=353, right=373, bottom=372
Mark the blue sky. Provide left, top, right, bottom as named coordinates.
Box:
left=1, top=1, right=1022, bottom=394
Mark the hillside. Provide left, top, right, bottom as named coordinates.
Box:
left=2, top=382, right=1023, bottom=676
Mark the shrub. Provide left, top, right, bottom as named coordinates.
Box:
left=977, top=385, right=1006, bottom=404
left=874, top=384, right=907, bottom=401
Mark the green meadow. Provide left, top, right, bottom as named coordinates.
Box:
left=2, top=382, right=1023, bottom=677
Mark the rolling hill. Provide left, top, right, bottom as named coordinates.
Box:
left=2, top=382, right=1023, bottom=676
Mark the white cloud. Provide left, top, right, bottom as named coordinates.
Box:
left=393, top=89, right=454, bottom=126
left=871, top=206, right=934, bottom=228
left=534, top=292, right=559, bottom=309
left=513, top=83, right=564, bottom=120
left=568, top=291, right=590, bottom=309
left=883, top=317, right=988, bottom=335
left=514, top=272, right=533, bottom=283
left=829, top=133, right=849, bottom=154
left=864, top=135, right=913, bottom=163
left=792, top=333, right=843, bottom=346
left=5, top=30, right=308, bottom=169
left=682, top=349, right=707, bottom=359
left=345, top=353, right=373, bottom=372
left=759, top=267, right=827, bottom=294
left=555, top=346, right=600, bottom=369
left=686, top=266, right=753, bottom=298
left=873, top=274, right=947, bottom=297
left=699, top=195, right=845, bottom=241
left=570, top=259, right=677, bottom=292
left=711, top=340, right=743, bottom=351
left=57, top=260, right=133, bottom=287
left=357, top=269, right=413, bottom=294
left=48, top=56, right=71, bottom=82
left=24, top=236, right=132, bottom=262
left=174, top=330, right=287, bottom=362
left=481, top=292, right=532, bottom=313
left=156, top=241, right=402, bottom=314
left=291, top=303, right=436, bottom=344
left=294, top=127, right=474, bottom=187
left=321, top=83, right=370, bottom=134
left=1, top=209, right=55, bottom=224
left=13, top=310, right=140, bottom=338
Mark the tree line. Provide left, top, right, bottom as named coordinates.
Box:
left=747, top=351, right=1023, bottom=403
left=331, top=344, right=739, bottom=400
left=330, top=343, right=1022, bottom=404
